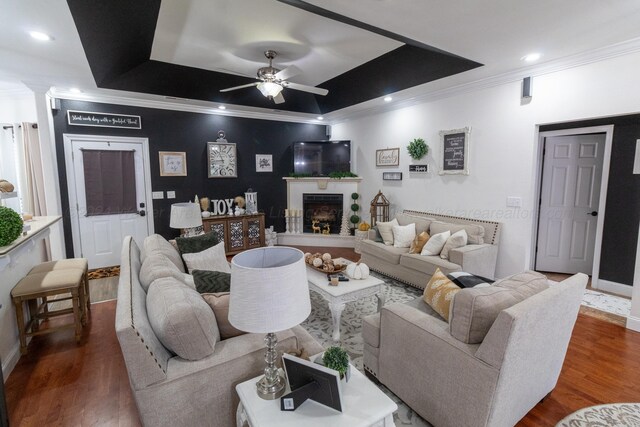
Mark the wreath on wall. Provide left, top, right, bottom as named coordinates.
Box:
left=407, top=138, right=429, bottom=160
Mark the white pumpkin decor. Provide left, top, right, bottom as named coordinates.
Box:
left=346, top=261, right=370, bottom=280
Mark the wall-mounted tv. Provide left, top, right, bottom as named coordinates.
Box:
left=293, top=140, right=351, bottom=176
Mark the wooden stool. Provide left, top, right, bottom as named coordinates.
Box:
left=11, top=269, right=85, bottom=355
left=28, top=259, right=90, bottom=320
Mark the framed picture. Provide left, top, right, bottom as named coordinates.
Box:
left=383, top=171, right=403, bottom=180
left=208, top=142, right=237, bottom=178
left=439, top=127, right=471, bottom=175
left=376, top=148, right=400, bottom=166
left=159, top=151, right=187, bottom=176
left=256, top=154, right=273, bottom=172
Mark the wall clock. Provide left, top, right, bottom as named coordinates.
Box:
left=207, top=142, right=237, bottom=178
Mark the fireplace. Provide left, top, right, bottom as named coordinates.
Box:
left=303, top=193, right=343, bottom=234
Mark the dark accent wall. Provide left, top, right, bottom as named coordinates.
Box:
left=53, top=99, right=326, bottom=257
left=540, top=114, right=640, bottom=286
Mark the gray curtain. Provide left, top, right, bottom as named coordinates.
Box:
left=82, top=149, right=136, bottom=216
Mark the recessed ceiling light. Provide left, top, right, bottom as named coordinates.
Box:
left=521, top=53, right=541, bottom=62
left=316, top=116, right=324, bottom=120
left=384, top=96, right=393, bottom=102
left=29, top=31, right=52, bottom=41
left=218, top=105, right=226, bottom=110
left=69, top=87, right=82, bottom=94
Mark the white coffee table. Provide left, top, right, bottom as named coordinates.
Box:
left=236, top=363, right=397, bottom=427
left=306, top=258, right=386, bottom=341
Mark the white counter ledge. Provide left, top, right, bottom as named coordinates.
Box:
left=0, top=216, right=61, bottom=272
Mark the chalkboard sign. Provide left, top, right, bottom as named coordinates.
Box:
left=439, top=127, right=470, bottom=175
left=67, top=110, right=142, bottom=129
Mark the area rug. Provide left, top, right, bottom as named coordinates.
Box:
left=87, top=265, right=120, bottom=280
left=581, top=289, right=631, bottom=317
left=556, top=403, right=640, bottom=426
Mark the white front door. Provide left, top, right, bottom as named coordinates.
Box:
left=64, top=135, right=153, bottom=268
left=536, top=133, right=605, bottom=274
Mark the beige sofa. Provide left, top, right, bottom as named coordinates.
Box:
left=360, top=210, right=502, bottom=289
left=362, top=272, right=588, bottom=427
left=115, top=236, right=323, bottom=427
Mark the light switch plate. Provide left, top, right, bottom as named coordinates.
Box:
left=152, top=191, right=164, bottom=199
left=167, top=191, right=176, bottom=199
left=506, top=196, right=522, bottom=208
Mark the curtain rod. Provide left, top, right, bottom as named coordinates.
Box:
left=1, top=124, right=38, bottom=129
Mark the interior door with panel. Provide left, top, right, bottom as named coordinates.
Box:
left=536, top=134, right=605, bottom=274
left=65, top=135, right=152, bottom=269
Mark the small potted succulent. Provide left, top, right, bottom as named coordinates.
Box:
left=322, top=346, right=350, bottom=380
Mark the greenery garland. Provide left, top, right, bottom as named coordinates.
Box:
left=0, top=206, right=23, bottom=246
left=407, top=138, right=428, bottom=160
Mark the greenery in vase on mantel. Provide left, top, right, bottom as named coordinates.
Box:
left=288, top=171, right=358, bottom=178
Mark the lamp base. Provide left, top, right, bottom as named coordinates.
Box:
left=256, top=373, right=286, bottom=400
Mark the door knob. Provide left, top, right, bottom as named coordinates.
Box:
left=588, top=211, right=598, bottom=216
left=139, top=210, right=146, bottom=217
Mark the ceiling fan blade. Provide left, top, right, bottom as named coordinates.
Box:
left=273, top=92, right=285, bottom=104
left=275, top=65, right=301, bottom=81
left=284, top=82, right=329, bottom=96
left=219, top=82, right=259, bottom=93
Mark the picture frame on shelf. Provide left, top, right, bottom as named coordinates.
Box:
left=208, top=142, right=237, bottom=178
left=382, top=171, right=403, bottom=181
left=439, top=127, right=470, bottom=175
left=376, top=148, right=400, bottom=166
left=159, top=151, right=187, bottom=176
left=255, top=154, right=273, bottom=172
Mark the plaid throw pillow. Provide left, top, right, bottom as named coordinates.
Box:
left=447, top=272, right=493, bottom=289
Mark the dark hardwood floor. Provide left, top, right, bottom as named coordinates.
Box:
left=5, top=246, right=640, bottom=426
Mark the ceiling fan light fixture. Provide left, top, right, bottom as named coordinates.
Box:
left=257, top=82, right=283, bottom=98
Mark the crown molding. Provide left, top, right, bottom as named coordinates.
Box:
left=328, top=36, right=640, bottom=124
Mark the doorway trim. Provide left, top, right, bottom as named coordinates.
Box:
left=63, top=134, right=155, bottom=259
left=531, top=125, right=615, bottom=292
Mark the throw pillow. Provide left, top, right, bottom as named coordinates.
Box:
left=447, top=271, right=493, bottom=288
left=409, top=231, right=430, bottom=254
left=182, top=241, right=231, bottom=274
left=192, top=270, right=231, bottom=293
left=201, top=292, right=246, bottom=339
left=143, top=234, right=185, bottom=272
left=139, top=252, right=195, bottom=292
left=392, top=223, right=416, bottom=248
left=422, top=268, right=461, bottom=321
left=420, top=230, right=451, bottom=256
left=146, top=277, right=220, bottom=360
left=429, top=221, right=485, bottom=245
left=376, top=218, right=399, bottom=246
left=176, top=232, right=220, bottom=255
left=440, top=229, right=468, bottom=259
left=371, top=226, right=384, bottom=243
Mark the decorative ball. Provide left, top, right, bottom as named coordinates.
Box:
left=323, top=262, right=335, bottom=272
left=0, top=206, right=23, bottom=246
left=0, top=180, right=15, bottom=193
left=312, top=257, right=323, bottom=268
left=322, top=253, right=332, bottom=261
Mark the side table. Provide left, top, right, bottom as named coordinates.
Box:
left=354, top=230, right=369, bottom=254
left=236, top=362, right=396, bottom=427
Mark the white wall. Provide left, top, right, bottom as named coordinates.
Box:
left=332, top=50, right=640, bottom=278
left=0, top=93, right=37, bottom=122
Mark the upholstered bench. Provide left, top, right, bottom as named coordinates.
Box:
left=11, top=269, right=85, bottom=354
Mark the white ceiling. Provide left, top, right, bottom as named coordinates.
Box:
left=2, top=0, right=640, bottom=120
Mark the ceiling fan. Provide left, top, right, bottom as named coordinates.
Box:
left=219, top=50, right=329, bottom=104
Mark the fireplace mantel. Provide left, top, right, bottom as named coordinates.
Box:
left=283, top=177, right=362, bottom=190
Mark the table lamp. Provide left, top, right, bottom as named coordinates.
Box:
left=229, top=246, right=311, bottom=400
left=169, top=202, right=202, bottom=237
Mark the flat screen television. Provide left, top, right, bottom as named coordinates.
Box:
left=293, top=140, right=351, bottom=176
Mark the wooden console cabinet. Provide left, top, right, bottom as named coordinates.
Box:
left=202, top=213, right=265, bottom=256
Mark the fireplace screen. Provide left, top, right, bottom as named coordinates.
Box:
left=303, top=193, right=343, bottom=234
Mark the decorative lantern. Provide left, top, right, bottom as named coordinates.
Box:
left=370, top=190, right=390, bottom=226
left=245, top=188, right=258, bottom=214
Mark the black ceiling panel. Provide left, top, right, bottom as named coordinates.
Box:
left=67, top=0, right=483, bottom=114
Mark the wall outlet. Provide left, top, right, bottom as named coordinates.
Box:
left=506, top=196, right=522, bottom=208
left=167, top=191, right=176, bottom=199
left=152, top=191, right=164, bottom=199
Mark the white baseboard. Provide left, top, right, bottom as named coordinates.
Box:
left=2, top=343, right=21, bottom=382
left=278, top=233, right=355, bottom=248
left=593, top=279, right=633, bottom=298
left=626, top=315, right=640, bottom=332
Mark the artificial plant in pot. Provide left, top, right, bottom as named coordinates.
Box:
left=407, top=138, right=429, bottom=160
left=0, top=206, right=23, bottom=246
left=322, top=346, right=350, bottom=379
left=349, top=192, right=360, bottom=234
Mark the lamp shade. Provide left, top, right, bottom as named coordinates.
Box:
left=257, top=82, right=283, bottom=98
left=169, top=202, right=202, bottom=229
left=229, top=247, right=310, bottom=333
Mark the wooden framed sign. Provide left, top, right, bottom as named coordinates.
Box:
left=439, top=127, right=470, bottom=175
left=376, top=148, right=400, bottom=166
left=67, top=110, right=142, bottom=129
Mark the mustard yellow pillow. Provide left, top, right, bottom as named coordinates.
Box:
left=423, top=268, right=461, bottom=321
left=409, top=231, right=430, bottom=254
